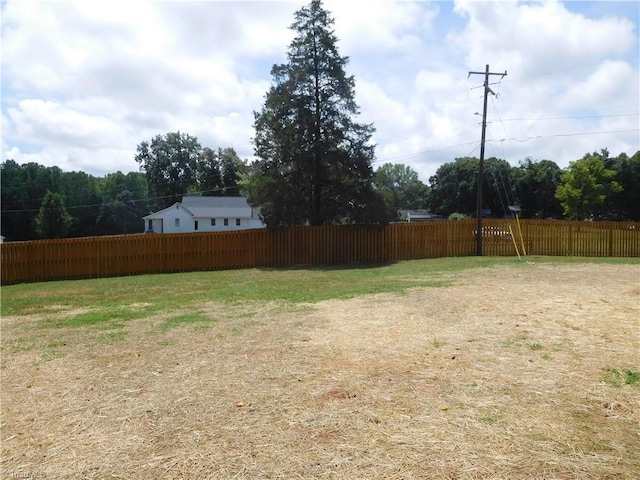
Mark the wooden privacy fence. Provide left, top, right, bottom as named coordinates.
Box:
left=1, top=219, right=639, bottom=285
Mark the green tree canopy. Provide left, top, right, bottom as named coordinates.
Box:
left=219, top=148, right=248, bottom=195
left=35, top=191, right=73, bottom=239
left=96, top=171, right=149, bottom=235
left=555, top=152, right=622, bottom=220
left=604, top=150, right=640, bottom=221
left=135, top=131, right=202, bottom=209
left=513, top=158, right=563, bottom=218
left=428, top=157, right=478, bottom=216
left=195, top=147, right=247, bottom=196
left=374, top=163, right=428, bottom=217
left=1, top=161, right=66, bottom=240
left=246, top=0, right=389, bottom=228
left=427, top=157, right=515, bottom=217
left=58, top=171, right=102, bottom=237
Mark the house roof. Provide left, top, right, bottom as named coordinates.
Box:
left=181, top=196, right=250, bottom=209
left=144, top=196, right=259, bottom=220
left=181, top=196, right=255, bottom=217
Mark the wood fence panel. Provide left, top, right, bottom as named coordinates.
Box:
left=1, top=220, right=639, bottom=285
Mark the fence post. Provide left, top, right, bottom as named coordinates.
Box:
left=608, top=223, right=614, bottom=257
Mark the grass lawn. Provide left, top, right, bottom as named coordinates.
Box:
left=1, top=256, right=639, bottom=479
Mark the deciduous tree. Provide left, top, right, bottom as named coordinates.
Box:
left=555, top=153, right=621, bottom=220
left=427, top=157, right=516, bottom=218
left=513, top=158, right=562, bottom=218
left=374, top=163, right=428, bottom=217
left=135, top=131, right=201, bottom=209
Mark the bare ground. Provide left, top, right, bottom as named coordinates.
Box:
left=1, top=262, right=639, bottom=479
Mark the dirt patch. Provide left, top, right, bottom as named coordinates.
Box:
left=1, top=263, right=639, bottom=479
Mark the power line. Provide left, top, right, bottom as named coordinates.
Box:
left=498, top=113, right=638, bottom=122
left=1, top=185, right=241, bottom=215
left=374, top=127, right=639, bottom=166
left=499, top=128, right=640, bottom=143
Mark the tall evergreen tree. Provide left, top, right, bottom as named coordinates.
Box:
left=247, top=0, right=389, bottom=228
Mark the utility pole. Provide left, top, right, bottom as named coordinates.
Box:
left=468, top=64, right=507, bottom=256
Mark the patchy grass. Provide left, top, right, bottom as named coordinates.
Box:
left=4, top=256, right=638, bottom=318
left=1, top=259, right=639, bottom=479
left=602, top=367, right=640, bottom=387
left=156, top=313, right=218, bottom=332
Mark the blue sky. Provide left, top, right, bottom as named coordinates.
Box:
left=2, top=0, right=638, bottom=182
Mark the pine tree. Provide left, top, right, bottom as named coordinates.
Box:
left=247, top=0, right=389, bottom=228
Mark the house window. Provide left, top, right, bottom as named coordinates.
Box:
left=211, top=219, right=216, bottom=226
left=147, top=219, right=152, bottom=232
left=224, top=218, right=229, bottom=226
left=194, top=220, right=199, bottom=231
left=236, top=219, right=241, bottom=226
left=175, top=218, right=180, bottom=227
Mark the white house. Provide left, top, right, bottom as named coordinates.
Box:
left=399, top=210, right=443, bottom=222
left=143, top=196, right=265, bottom=234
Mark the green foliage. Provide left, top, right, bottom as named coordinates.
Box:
left=605, top=151, right=640, bottom=221
left=35, top=191, right=73, bottom=239
left=448, top=212, right=469, bottom=220
left=135, top=132, right=247, bottom=210
left=135, top=131, right=202, bottom=209
left=1, top=162, right=149, bottom=239
left=96, top=171, right=149, bottom=235
left=427, top=157, right=515, bottom=217
left=374, top=163, right=429, bottom=217
left=514, top=158, right=563, bottom=218
left=248, top=0, right=389, bottom=228
left=1, top=161, right=65, bottom=240
left=197, top=147, right=247, bottom=197
left=59, top=171, right=102, bottom=237
left=555, top=152, right=621, bottom=220
left=428, top=157, right=478, bottom=216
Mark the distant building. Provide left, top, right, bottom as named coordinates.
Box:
left=143, top=196, right=265, bottom=234
left=399, top=210, right=443, bottom=222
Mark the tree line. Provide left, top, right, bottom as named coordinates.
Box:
left=2, top=146, right=637, bottom=241
left=1, top=138, right=248, bottom=241
left=2, top=0, right=639, bottom=241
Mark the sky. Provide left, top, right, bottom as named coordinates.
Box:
left=2, top=0, right=639, bottom=183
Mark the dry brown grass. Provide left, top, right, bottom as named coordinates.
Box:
left=2, top=263, right=639, bottom=479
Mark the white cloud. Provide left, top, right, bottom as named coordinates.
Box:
left=7, top=99, right=123, bottom=149
left=450, top=0, right=635, bottom=76
left=1, top=0, right=638, bottom=184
